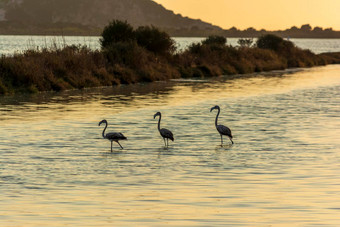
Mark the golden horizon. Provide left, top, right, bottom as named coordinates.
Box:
left=153, top=0, right=340, bottom=31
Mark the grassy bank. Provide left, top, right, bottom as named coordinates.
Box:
left=0, top=45, right=179, bottom=94
left=1, top=23, right=340, bottom=95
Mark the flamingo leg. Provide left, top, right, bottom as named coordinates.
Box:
left=116, top=141, right=123, bottom=149
left=229, top=137, right=234, bottom=144
left=220, top=134, right=223, bottom=146
left=163, top=138, right=166, bottom=147
left=166, top=138, right=169, bottom=147
left=111, top=141, right=113, bottom=152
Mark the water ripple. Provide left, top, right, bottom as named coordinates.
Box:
left=0, top=65, right=339, bottom=226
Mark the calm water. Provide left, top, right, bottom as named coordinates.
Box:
left=0, top=65, right=339, bottom=226
left=1, top=35, right=340, bottom=55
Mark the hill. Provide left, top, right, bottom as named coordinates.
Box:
left=0, top=0, right=222, bottom=35
left=0, top=1, right=339, bottom=37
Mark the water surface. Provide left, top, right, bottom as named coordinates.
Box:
left=1, top=35, right=340, bottom=55
left=0, top=65, right=340, bottom=226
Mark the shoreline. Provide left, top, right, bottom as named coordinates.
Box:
left=1, top=64, right=338, bottom=116
left=1, top=27, right=340, bottom=39
left=2, top=33, right=340, bottom=39
left=0, top=64, right=338, bottom=99
left=1, top=31, right=340, bottom=95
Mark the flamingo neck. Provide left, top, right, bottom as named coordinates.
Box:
left=102, top=122, right=107, bottom=138
left=215, top=107, right=220, bottom=127
left=157, top=114, right=161, bottom=131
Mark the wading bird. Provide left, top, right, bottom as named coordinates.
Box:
left=210, top=105, right=233, bottom=145
left=154, top=112, right=174, bottom=147
left=98, top=119, right=127, bottom=151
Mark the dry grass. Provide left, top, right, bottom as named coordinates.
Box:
left=0, top=39, right=339, bottom=95
left=0, top=44, right=179, bottom=94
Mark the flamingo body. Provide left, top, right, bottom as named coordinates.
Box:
left=154, top=112, right=174, bottom=147
left=210, top=106, right=233, bottom=145
left=160, top=128, right=174, bottom=142
left=104, top=132, right=127, bottom=142
left=99, top=119, right=127, bottom=151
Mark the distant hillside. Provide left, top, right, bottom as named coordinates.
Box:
left=0, top=0, right=339, bottom=37
left=0, top=0, right=222, bottom=35
left=222, top=24, right=340, bottom=39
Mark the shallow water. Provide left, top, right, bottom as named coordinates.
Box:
left=1, top=35, right=340, bottom=55
left=0, top=65, right=340, bottom=226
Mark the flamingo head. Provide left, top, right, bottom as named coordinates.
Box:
left=210, top=105, right=220, bottom=112
left=154, top=112, right=161, bottom=119
left=98, top=119, right=107, bottom=126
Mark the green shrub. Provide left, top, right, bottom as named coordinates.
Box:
left=256, top=34, right=285, bottom=51
left=1, top=21, right=339, bottom=95
left=135, top=25, right=175, bottom=56
left=103, top=41, right=147, bottom=68
left=187, top=43, right=202, bottom=54
left=256, top=34, right=299, bottom=61
left=202, top=36, right=227, bottom=46
left=100, top=20, right=135, bottom=49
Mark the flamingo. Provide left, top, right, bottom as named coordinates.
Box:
left=154, top=112, right=174, bottom=147
left=98, top=119, right=127, bottom=151
left=210, top=105, right=233, bottom=145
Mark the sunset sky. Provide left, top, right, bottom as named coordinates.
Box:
left=153, top=0, right=340, bottom=30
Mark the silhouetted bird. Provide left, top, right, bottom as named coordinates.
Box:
left=98, top=119, right=127, bottom=151
left=154, top=112, right=174, bottom=147
left=210, top=105, right=233, bottom=145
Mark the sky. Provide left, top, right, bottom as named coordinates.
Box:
left=153, top=0, right=340, bottom=30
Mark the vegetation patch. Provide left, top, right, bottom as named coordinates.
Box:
left=1, top=21, right=340, bottom=95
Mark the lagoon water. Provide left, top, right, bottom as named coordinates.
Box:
left=1, top=35, right=340, bottom=55
left=1, top=64, right=340, bottom=226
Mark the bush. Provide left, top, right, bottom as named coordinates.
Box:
left=202, top=36, right=227, bottom=46
left=1, top=21, right=339, bottom=95
left=100, top=20, right=135, bottom=49
left=256, top=34, right=298, bottom=60
left=256, top=34, right=285, bottom=51
left=103, top=41, right=147, bottom=68
left=187, top=43, right=202, bottom=54
left=135, top=26, right=175, bottom=56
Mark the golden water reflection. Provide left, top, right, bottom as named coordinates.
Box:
left=1, top=65, right=339, bottom=124
left=0, top=65, right=339, bottom=226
